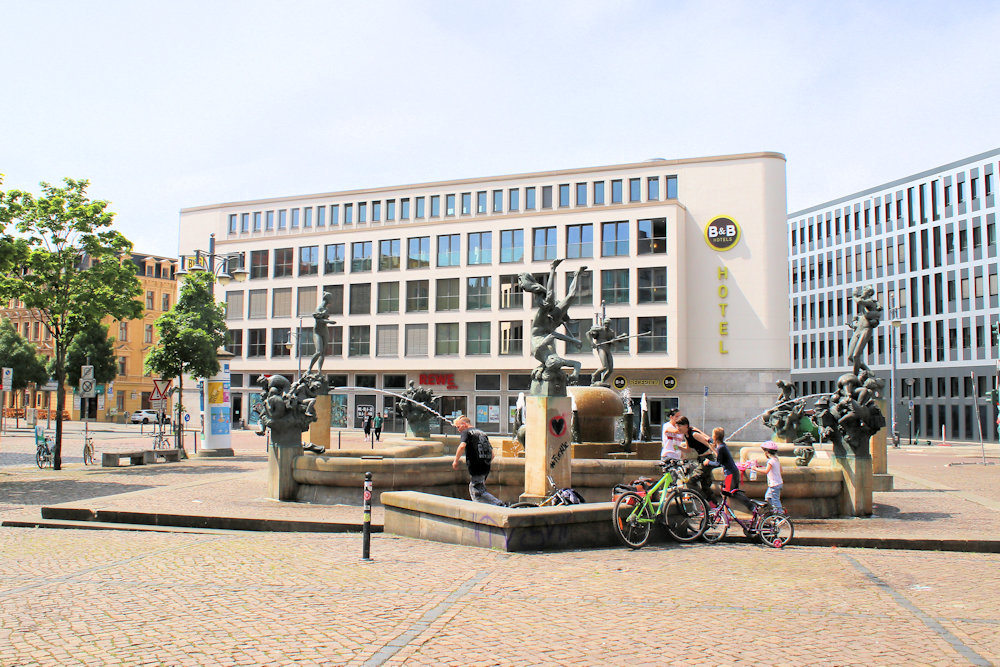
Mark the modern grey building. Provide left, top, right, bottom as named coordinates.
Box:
left=788, top=148, right=1000, bottom=443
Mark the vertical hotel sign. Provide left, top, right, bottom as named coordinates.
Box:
left=704, top=216, right=741, bottom=356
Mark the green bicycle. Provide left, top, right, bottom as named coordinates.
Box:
left=612, top=459, right=710, bottom=548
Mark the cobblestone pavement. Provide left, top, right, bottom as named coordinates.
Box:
left=1, top=527, right=999, bottom=665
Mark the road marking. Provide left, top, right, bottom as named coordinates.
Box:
left=363, top=569, right=491, bottom=666
left=841, top=553, right=990, bottom=666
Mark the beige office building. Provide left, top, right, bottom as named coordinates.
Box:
left=179, top=151, right=789, bottom=439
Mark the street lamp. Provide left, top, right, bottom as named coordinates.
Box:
left=905, top=377, right=915, bottom=446
left=176, top=233, right=248, bottom=293
left=890, top=293, right=901, bottom=448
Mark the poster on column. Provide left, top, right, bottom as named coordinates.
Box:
left=210, top=406, right=230, bottom=435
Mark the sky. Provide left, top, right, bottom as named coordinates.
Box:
left=3, top=0, right=1000, bottom=255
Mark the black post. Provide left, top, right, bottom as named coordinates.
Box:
left=361, top=471, right=373, bottom=562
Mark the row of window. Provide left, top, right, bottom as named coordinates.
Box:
left=227, top=177, right=679, bottom=235
left=225, top=267, right=668, bottom=321
left=244, top=218, right=668, bottom=279
left=790, top=164, right=995, bottom=251
left=225, top=316, right=669, bottom=359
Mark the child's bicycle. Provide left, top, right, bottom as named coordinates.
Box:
left=82, top=435, right=95, bottom=466
left=702, top=490, right=794, bottom=548
left=611, top=458, right=710, bottom=548
left=510, top=476, right=585, bottom=508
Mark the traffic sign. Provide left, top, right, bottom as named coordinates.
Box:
left=151, top=398, right=167, bottom=412
left=79, top=378, right=96, bottom=398
left=151, top=379, right=172, bottom=401
left=1, top=367, right=11, bottom=392
left=184, top=413, right=191, bottom=422
left=81, top=365, right=94, bottom=381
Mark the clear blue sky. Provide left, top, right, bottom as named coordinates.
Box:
left=2, top=0, right=999, bottom=255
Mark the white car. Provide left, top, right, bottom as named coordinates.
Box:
left=130, top=409, right=170, bottom=424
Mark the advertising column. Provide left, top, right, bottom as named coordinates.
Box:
left=201, top=360, right=234, bottom=457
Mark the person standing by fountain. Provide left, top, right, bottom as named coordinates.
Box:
left=373, top=413, right=383, bottom=442
left=675, top=415, right=718, bottom=500
left=452, top=415, right=505, bottom=506
left=713, top=427, right=755, bottom=511
left=660, top=408, right=683, bottom=461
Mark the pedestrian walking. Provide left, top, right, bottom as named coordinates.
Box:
left=451, top=415, right=505, bottom=506
left=363, top=415, right=372, bottom=443
left=373, top=413, right=383, bottom=442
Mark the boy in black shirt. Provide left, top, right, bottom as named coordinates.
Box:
left=452, top=415, right=505, bottom=506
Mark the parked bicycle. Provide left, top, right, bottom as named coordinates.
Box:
left=82, top=435, right=95, bottom=466
left=612, top=458, right=710, bottom=548
left=702, top=490, right=794, bottom=548
left=511, top=476, right=585, bottom=508
left=151, top=431, right=171, bottom=449
left=35, top=429, right=54, bottom=469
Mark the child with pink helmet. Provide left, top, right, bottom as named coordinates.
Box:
left=752, top=441, right=784, bottom=514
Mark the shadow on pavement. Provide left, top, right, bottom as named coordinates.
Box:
left=110, top=464, right=252, bottom=477
left=875, top=504, right=954, bottom=521
left=0, top=480, right=153, bottom=506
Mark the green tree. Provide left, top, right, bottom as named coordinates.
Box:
left=144, top=270, right=226, bottom=451
left=63, top=320, right=116, bottom=420
left=0, top=319, right=48, bottom=397
left=0, top=177, right=143, bottom=469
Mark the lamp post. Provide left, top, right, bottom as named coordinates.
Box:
left=890, top=294, right=901, bottom=447
left=905, top=377, right=915, bottom=446
left=284, top=317, right=304, bottom=381
left=175, top=233, right=249, bottom=292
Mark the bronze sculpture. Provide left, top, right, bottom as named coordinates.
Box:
left=846, top=286, right=882, bottom=377
left=307, top=291, right=335, bottom=375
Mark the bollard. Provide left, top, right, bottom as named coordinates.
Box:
left=338, top=430, right=342, bottom=450
left=361, top=472, right=373, bottom=562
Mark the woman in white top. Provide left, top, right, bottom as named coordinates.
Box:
left=660, top=408, right=684, bottom=461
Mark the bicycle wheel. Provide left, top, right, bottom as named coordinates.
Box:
left=663, top=489, right=709, bottom=543
left=758, top=514, right=794, bottom=548
left=702, top=506, right=729, bottom=544
left=510, top=502, right=538, bottom=509
left=83, top=444, right=94, bottom=466
left=36, top=449, right=45, bottom=469
left=612, top=492, right=653, bottom=549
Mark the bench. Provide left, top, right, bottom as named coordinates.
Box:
left=151, top=448, right=182, bottom=463
left=102, top=451, right=155, bottom=467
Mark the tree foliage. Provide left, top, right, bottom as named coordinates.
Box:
left=0, top=176, right=143, bottom=469
left=0, top=320, right=48, bottom=390
left=144, top=270, right=226, bottom=382
left=64, top=321, right=116, bottom=385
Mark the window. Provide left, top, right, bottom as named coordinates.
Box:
left=446, top=194, right=456, bottom=216
left=288, top=209, right=299, bottom=228
left=248, top=289, right=267, bottom=319
left=407, top=236, right=430, bottom=269
left=349, top=284, right=371, bottom=315
left=228, top=214, right=237, bottom=234
left=638, top=317, right=667, bottom=353
left=665, top=176, right=678, bottom=199
left=467, top=322, right=491, bottom=355
left=241, top=213, right=250, bottom=232
left=358, top=202, right=366, bottom=223
left=500, top=229, right=524, bottom=263
left=437, top=234, right=460, bottom=267
left=304, top=207, right=313, bottom=228
left=460, top=192, right=471, bottom=215
left=327, top=326, right=343, bottom=356
left=499, top=321, right=523, bottom=355
left=602, top=221, right=629, bottom=256
left=499, top=275, right=523, bottom=309
left=146, top=290, right=154, bottom=309
left=144, top=324, right=154, bottom=344
left=566, top=224, right=593, bottom=259
left=436, top=322, right=459, bottom=355
left=274, top=248, right=293, bottom=277
left=250, top=250, right=268, bottom=279
left=436, top=278, right=460, bottom=311
left=225, top=291, right=244, bottom=320
left=565, top=269, right=593, bottom=306
left=467, top=276, right=492, bottom=310
left=371, top=201, right=381, bottom=222
left=265, top=210, right=274, bottom=230
left=161, top=293, right=170, bottom=311
left=406, top=280, right=429, bottom=312
left=324, top=244, right=345, bottom=274
left=323, top=285, right=344, bottom=315
left=299, top=246, right=319, bottom=276
left=508, top=189, right=520, bottom=211
left=477, top=191, right=487, bottom=214
left=594, top=181, right=605, bottom=205
left=637, top=218, right=667, bottom=255
left=542, top=185, right=553, bottom=209
left=416, top=196, right=426, bottom=218
left=400, top=198, right=410, bottom=219
left=271, top=328, right=290, bottom=357
left=608, top=317, right=629, bottom=353
left=119, top=321, right=128, bottom=342
left=376, top=325, right=398, bottom=357
left=638, top=267, right=667, bottom=303
left=564, top=319, right=593, bottom=354
left=647, top=177, right=660, bottom=201
left=405, top=324, right=428, bottom=357
left=351, top=241, right=372, bottom=272
left=297, top=286, right=317, bottom=317
left=559, top=184, right=570, bottom=207
left=252, top=212, right=262, bottom=232
left=316, top=206, right=325, bottom=227
left=602, top=269, right=629, bottom=304
left=629, top=178, right=641, bottom=202
left=493, top=190, right=503, bottom=213
left=117, top=356, right=127, bottom=376
left=330, top=205, right=338, bottom=226
left=379, top=239, right=400, bottom=271
left=533, top=227, right=557, bottom=261
left=467, top=232, right=492, bottom=265
left=576, top=182, right=587, bottom=206
left=297, top=325, right=316, bottom=357
left=272, top=287, right=291, bottom=318
left=377, top=282, right=399, bottom=313
left=344, top=203, right=353, bottom=224
left=525, top=187, right=536, bottom=210
left=225, top=329, right=243, bottom=357
left=278, top=209, right=287, bottom=229
left=611, top=179, right=623, bottom=203
left=348, top=326, right=370, bottom=356
left=248, top=328, right=267, bottom=357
